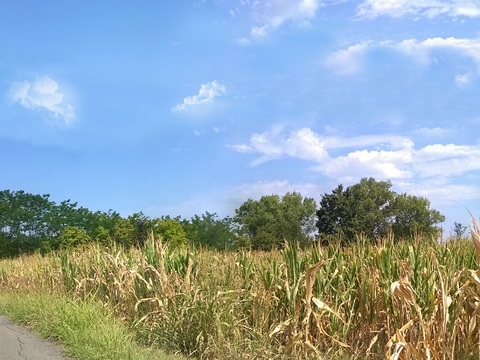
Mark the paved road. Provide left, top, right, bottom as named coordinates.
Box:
left=0, top=315, right=71, bottom=360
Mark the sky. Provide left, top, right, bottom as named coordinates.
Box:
left=1, top=0, right=480, bottom=236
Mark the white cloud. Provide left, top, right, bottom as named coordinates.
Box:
left=412, top=127, right=452, bottom=139
left=395, top=37, right=480, bottom=65
left=398, top=180, right=480, bottom=206
left=8, top=76, right=75, bottom=125
left=455, top=72, right=472, bottom=86
left=324, top=42, right=373, bottom=75
left=238, top=0, right=320, bottom=43
left=356, top=0, right=480, bottom=19
left=228, top=126, right=328, bottom=165
left=325, top=37, right=480, bottom=75
left=171, top=80, right=226, bottom=112
left=414, top=143, right=480, bottom=177
left=230, top=126, right=480, bottom=183
left=318, top=146, right=414, bottom=181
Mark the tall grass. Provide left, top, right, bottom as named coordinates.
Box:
left=1, top=220, right=480, bottom=359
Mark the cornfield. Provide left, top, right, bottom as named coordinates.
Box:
left=1, top=218, right=480, bottom=359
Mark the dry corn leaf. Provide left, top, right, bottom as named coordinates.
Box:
left=470, top=215, right=480, bottom=268
left=269, top=319, right=292, bottom=338
left=312, top=297, right=344, bottom=322
left=468, top=316, right=476, bottom=336
left=469, top=269, right=480, bottom=287
left=390, top=342, right=406, bottom=360
left=385, top=320, right=414, bottom=358
left=305, top=261, right=324, bottom=306
left=391, top=279, right=415, bottom=306
left=366, top=334, right=379, bottom=356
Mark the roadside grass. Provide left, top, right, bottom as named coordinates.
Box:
left=0, top=291, right=184, bottom=360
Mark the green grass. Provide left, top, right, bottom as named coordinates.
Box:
left=0, top=291, right=184, bottom=360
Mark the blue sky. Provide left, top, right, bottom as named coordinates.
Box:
left=1, top=0, right=480, bottom=235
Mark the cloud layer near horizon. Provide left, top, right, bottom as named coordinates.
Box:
left=230, top=127, right=480, bottom=183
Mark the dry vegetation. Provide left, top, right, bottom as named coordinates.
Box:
left=1, top=218, right=480, bottom=359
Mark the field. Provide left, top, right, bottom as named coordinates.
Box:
left=1, top=220, right=480, bottom=359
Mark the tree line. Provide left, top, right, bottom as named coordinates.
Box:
left=0, top=178, right=446, bottom=257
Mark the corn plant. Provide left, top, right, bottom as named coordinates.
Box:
left=1, top=220, right=480, bottom=359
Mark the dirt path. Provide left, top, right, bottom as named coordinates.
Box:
left=0, top=315, right=72, bottom=360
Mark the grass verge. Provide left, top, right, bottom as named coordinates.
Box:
left=0, top=291, right=184, bottom=360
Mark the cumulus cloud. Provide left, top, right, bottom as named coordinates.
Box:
left=317, top=146, right=414, bottom=181
left=325, top=37, right=480, bottom=75
left=237, top=0, right=320, bottom=44
left=171, top=80, right=226, bottom=112
left=230, top=126, right=480, bottom=184
left=414, top=143, right=480, bottom=177
left=229, top=126, right=328, bottom=165
left=8, top=76, right=75, bottom=125
left=455, top=72, right=472, bottom=86
left=356, top=0, right=480, bottom=19
left=396, top=37, right=480, bottom=65
left=323, top=42, right=373, bottom=75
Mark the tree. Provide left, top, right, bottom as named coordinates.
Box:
left=389, top=193, right=445, bottom=239
left=452, top=222, right=467, bottom=240
left=112, top=218, right=137, bottom=247
left=234, top=192, right=317, bottom=250
left=58, top=226, right=91, bottom=249
left=0, top=190, right=55, bottom=247
left=128, top=212, right=152, bottom=247
left=317, top=179, right=394, bottom=242
left=181, top=212, right=234, bottom=250
left=153, top=218, right=188, bottom=248
left=316, top=178, right=445, bottom=244
left=0, top=190, right=96, bottom=255
left=90, top=210, right=121, bottom=245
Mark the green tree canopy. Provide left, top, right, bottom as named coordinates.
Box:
left=234, top=192, right=317, bottom=250
left=0, top=190, right=126, bottom=256
left=316, top=178, right=445, bottom=244
left=0, top=190, right=96, bottom=255
left=181, top=212, right=234, bottom=250
left=153, top=218, right=188, bottom=248
left=389, top=193, right=445, bottom=239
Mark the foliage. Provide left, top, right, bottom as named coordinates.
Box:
left=128, top=212, right=152, bottom=247
left=153, top=218, right=188, bottom=248
left=90, top=210, right=122, bottom=245
left=452, top=221, right=467, bottom=239
left=0, top=190, right=153, bottom=256
left=389, top=192, right=445, bottom=238
left=58, top=226, right=91, bottom=249
left=316, top=178, right=445, bottom=244
left=0, top=190, right=96, bottom=255
left=112, top=218, right=137, bottom=247
left=234, top=192, right=317, bottom=250
left=181, top=212, right=234, bottom=250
